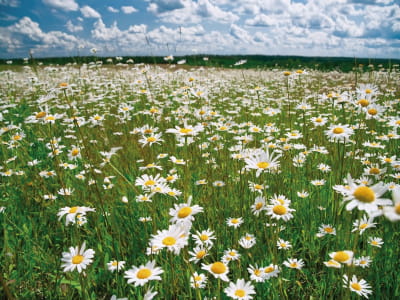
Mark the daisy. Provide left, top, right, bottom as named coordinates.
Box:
left=190, top=272, right=207, bottom=289
left=323, top=260, right=341, bottom=268
left=297, top=190, right=309, bottom=198
left=276, top=238, right=292, bottom=250
left=107, top=260, right=126, bottom=272
left=192, top=229, right=216, bottom=247
left=341, top=175, right=391, bottom=215
left=329, top=250, right=353, bottom=265
left=224, top=278, right=256, bottom=300
left=316, top=224, right=336, bottom=237
left=325, top=124, right=354, bottom=142
left=283, top=258, right=304, bottom=269
left=67, top=146, right=82, bottom=161
left=343, top=274, right=372, bottom=298
left=189, top=245, right=209, bottom=263
left=124, top=260, right=163, bottom=287
left=351, top=215, right=376, bottom=235
left=61, top=242, right=95, bottom=273
left=222, top=249, right=241, bottom=264
left=150, top=224, right=189, bottom=255
left=247, top=264, right=265, bottom=282
left=266, top=203, right=295, bottom=222
left=201, top=261, right=230, bottom=282
left=368, top=237, right=383, bottom=248
left=135, top=174, right=166, bottom=192
left=250, top=196, right=266, bottom=216
left=262, top=264, right=280, bottom=279
left=169, top=200, right=203, bottom=226
left=238, top=233, right=256, bottom=249
left=383, top=188, right=400, bottom=222
left=227, top=217, right=244, bottom=228
left=354, top=256, right=372, bottom=268
left=244, top=150, right=281, bottom=177
left=57, top=206, right=96, bottom=226
left=311, top=116, right=328, bottom=126
left=166, top=123, right=204, bottom=137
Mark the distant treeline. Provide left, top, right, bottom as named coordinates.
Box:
left=1, top=55, right=399, bottom=72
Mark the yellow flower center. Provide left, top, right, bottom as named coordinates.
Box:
left=194, top=275, right=202, bottom=281
left=254, top=269, right=262, bottom=276
left=210, top=262, right=226, bottom=274
left=231, top=218, right=239, bottom=224
left=144, top=129, right=153, bottom=134
left=72, top=255, right=84, bottom=264
left=147, top=137, right=157, bottom=142
left=137, top=268, right=152, bottom=279
left=180, top=128, right=193, bottom=134
left=353, top=186, right=375, bottom=203
left=219, top=126, right=227, bottom=131
left=122, top=107, right=129, bottom=111
left=359, top=223, right=368, bottom=229
left=264, top=266, right=274, bottom=273
left=255, top=203, right=263, bottom=210
left=196, top=250, right=206, bottom=259
left=46, top=116, right=55, bottom=121
left=177, top=207, right=192, bottom=218
left=273, top=205, right=287, bottom=215
left=235, top=290, right=246, bottom=297
left=324, top=227, right=334, bottom=233
left=36, top=111, right=47, bottom=119
left=200, top=234, right=209, bottom=241
left=13, top=135, right=21, bottom=140
left=69, top=207, right=78, bottom=213
left=368, top=108, right=377, bottom=115
left=365, top=89, right=372, bottom=94
left=333, top=251, right=350, bottom=263
left=357, top=99, right=369, bottom=107
left=59, top=82, right=68, bottom=87
left=229, top=251, right=236, bottom=256
left=296, top=69, right=303, bottom=74
left=333, top=127, right=344, bottom=134
left=283, top=71, right=291, bottom=76
left=254, top=184, right=263, bottom=190
left=257, top=162, right=270, bottom=169
left=144, top=180, right=156, bottom=186
left=199, top=110, right=206, bottom=115
left=245, top=236, right=252, bottom=240
left=162, top=237, right=176, bottom=246
left=351, top=282, right=362, bottom=291
left=290, top=262, right=298, bottom=268
left=315, top=118, right=323, bottom=122
left=369, top=168, right=380, bottom=175
left=94, top=115, right=102, bottom=120
left=71, top=148, right=79, bottom=156
left=112, top=261, right=118, bottom=266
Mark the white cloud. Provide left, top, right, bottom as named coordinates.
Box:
left=42, top=0, right=78, bottom=11
left=230, top=24, right=253, bottom=44
left=107, top=6, right=119, bottom=13
left=0, top=0, right=19, bottom=7
left=121, top=6, right=138, bottom=14
left=128, top=24, right=147, bottom=33
left=92, top=19, right=122, bottom=41
left=80, top=5, right=101, bottom=19
left=66, top=20, right=83, bottom=33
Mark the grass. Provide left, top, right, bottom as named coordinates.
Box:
left=0, top=61, right=399, bottom=299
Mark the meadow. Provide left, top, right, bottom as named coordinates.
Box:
left=0, top=60, right=399, bottom=299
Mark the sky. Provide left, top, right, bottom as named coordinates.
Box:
left=0, top=0, right=399, bottom=59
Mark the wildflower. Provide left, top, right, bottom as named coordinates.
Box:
left=224, top=278, right=256, bottom=300
left=263, top=264, right=280, bottom=279
left=238, top=233, right=256, bottom=249
left=343, top=274, right=372, bottom=298
left=244, top=149, right=281, bottom=177
left=383, top=188, right=400, bottom=222
left=352, top=215, right=376, bottom=235
left=107, top=260, right=126, bottom=272
left=247, top=264, right=265, bottom=282
left=311, top=116, right=328, bottom=126
left=354, top=256, right=372, bottom=268
left=227, top=217, right=244, bottom=228
left=329, top=250, right=353, bottom=265
left=324, top=260, right=341, bottom=268
left=297, top=190, right=309, bottom=198
left=189, top=245, right=209, bottom=263
left=316, top=224, right=336, bottom=237
left=202, top=261, right=230, bottom=281
left=250, top=196, right=266, bottom=216
left=143, top=287, right=158, bottom=300
left=325, top=124, right=354, bottom=142
left=57, top=206, right=95, bottom=226
left=169, top=200, right=203, bottom=226
left=150, top=224, right=189, bottom=255
left=276, top=238, right=292, bottom=250
left=311, top=179, right=326, bottom=186
left=192, top=229, right=216, bottom=247
left=67, top=146, right=82, bottom=161
left=213, top=180, right=225, bottom=187
left=222, top=249, right=241, bottom=264
left=166, top=123, right=204, bottom=137
left=266, top=203, right=295, bottom=222
left=190, top=272, right=207, bottom=289
left=368, top=237, right=383, bottom=248
left=124, top=260, right=163, bottom=287
left=61, top=242, right=95, bottom=273
left=283, top=258, right=304, bottom=269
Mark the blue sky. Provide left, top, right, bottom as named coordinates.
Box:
left=0, top=0, right=399, bottom=59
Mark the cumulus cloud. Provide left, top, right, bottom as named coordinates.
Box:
left=121, top=6, right=138, bottom=14
left=42, top=0, right=78, bottom=11
left=65, top=20, right=83, bottom=33
left=80, top=5, right=101, bottom=19
left=230, top=24, right=253, bottom=44
left=107, top=6, right=119, bottom=13
left=0, top=0, right=20, bottom=7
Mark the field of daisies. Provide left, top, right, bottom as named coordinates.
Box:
left=0, top=61, right=399, bottom=299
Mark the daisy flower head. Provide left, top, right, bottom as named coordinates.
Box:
left=311, top=116, right=328, bottom=126
left=250, top=196, right=266, bottom=216
left=354, top=256, right=372, bottom=268
left=238, top=233, right=256, bottom=249
left=227, top=217, right=244, bottom=228
left=342, top=175, right=390, bottom=215
left=244, top=149, right=281, bottom=177
left=57, top=206, right=96, bottom=226
left=222, top=249, right=241, bottom=264
left=202, top=261, right=230, bottom=281
left=276, top=238, right=292, bottom=250
left=316, top=224, right=336, bottom=237
left=224, top=278, right=256, bottom=300
left=192, top=229, right=216, bottom=247
left=263, top=264, right=280, bottom=279
left=368, top=237, right=383, bottom=248
left=124, top=260, right=163, bottom=287
left=247, top=264, right=265, bottom=282
left=266, top=203, right=295, bottom=222
left=166, top=123, right=204, bottom=137
left=325, top=124, right=354, bottom=142
left=189, top=245, right=209, bottom=263
left=61, top=242, right=95, bottom=273
left=190, top=272, right=207, bottom=289
left=329, top=250, right=354, bottom=265
left=324, top=260, right=341, bottom=268
left=283, top=258, right=305, bottom=269
left=352, top=215, right=376, bottom=235
left=150, top=224, right=189, bottom=255
left=107, top=260, right=126, bottom=272
left=169, top=199, right=203, bottom=226
left=67, top=146, right=82, bottom=161
left=343, top=274, right=372, bottom=299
